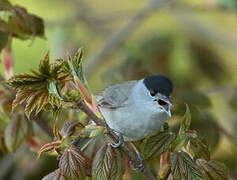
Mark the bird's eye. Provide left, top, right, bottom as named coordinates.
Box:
left=158, top=99, right=168, bottom=106
left=150, top=91, right=156, bottom=96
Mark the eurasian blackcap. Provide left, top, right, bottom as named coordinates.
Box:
left=96, top=74, right=173, bottom=142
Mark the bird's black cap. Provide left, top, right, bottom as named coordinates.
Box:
left=143, top=74, right=173, bottom=97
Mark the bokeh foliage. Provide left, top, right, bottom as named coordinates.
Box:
left=1, top=0, right=237, bottom=179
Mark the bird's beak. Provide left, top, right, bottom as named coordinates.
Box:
left=163, top=99, right=172, bottom=117
left=166, top=108, right=171, bottom=117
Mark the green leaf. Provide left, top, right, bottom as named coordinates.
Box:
left=170, top=151, right=203, bottom=180
left=92, top=144, right=124, bottom=180
left=65, top=48, right=90, bottom=88
left=65, top=48, right=84, bottom=77
left=82, top=125, right=107, bottom=138
left=184, top=133, right=210, bottom=161
left=196, top=159, right=228, bottom=180
left=59, top=145, right=91, bottom=179
left=178, top=104, right=191, bottom=135
left=42, top=169, right=66, bottom=180
left=141, top=130, right=176, bottom=160
left=4, top=113, right=32, bottom=152
left=48, top=81, right=63, bottom=101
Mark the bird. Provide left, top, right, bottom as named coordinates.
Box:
left=95, top=74, right=173, bottom=143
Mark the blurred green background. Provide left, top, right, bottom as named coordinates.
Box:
left=1, top=0, right=237, bottom=179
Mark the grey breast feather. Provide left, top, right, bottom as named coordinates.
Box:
left=95, top=81, right=137, bottom=109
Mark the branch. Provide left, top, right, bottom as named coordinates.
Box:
left=76, top=100, right=158, bottom=180
left=85, top=0, right=174, bottom=76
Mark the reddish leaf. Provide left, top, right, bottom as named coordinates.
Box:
left=196, top=159, right=228, bottom=180
left=92, top=144, right=124, bottom=180
left=170, top=151, right=203, bottom=180
left=38, top=141, right=62, bottom=157
left=42, top=169, right=66, bottom=180
left=59, top=145, right=91, bottom=179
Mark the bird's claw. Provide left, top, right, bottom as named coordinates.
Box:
left=110, top=130, right=124, bottom=148
left=130, top=158, right=145, bottom=172
left=111, top=141, right=123, bottom=148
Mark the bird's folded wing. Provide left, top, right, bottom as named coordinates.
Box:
left=95, top=80, right=137, bottom=109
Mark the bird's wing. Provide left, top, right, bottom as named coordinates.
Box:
left=95, top=80, right=137, bottom=109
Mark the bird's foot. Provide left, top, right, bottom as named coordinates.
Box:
left=129, top=142, right=145, bottom=172
left=130, top=156, right=145, bottom=172
left=110, top=130, right=124, bottom=148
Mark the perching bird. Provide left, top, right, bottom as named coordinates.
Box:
left=96, top=74, right=173, bottom=142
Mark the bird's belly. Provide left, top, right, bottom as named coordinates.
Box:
left=100, top=106, right=167, bottom=141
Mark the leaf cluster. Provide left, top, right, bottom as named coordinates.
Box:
left=140, top=105, right=228, bottom=180
left=7, top=52, right=70, bottom=118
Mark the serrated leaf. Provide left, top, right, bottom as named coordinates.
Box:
left=184, top=133, right=210, bottom=160
left=178, top=104, right=191, bottom=135
left=141, top=130, right=176, bottom=160
left=170, top=151, right=203, bottom=180
left=65, top=48, right=92, bottom=105
left=4, top=113, right=32, bottom=152
left=59, top=145, right=91, bottom=179
left=39, top=51, right=50, bottom=75
left=7, top=52, right=67, bottom=118
left=92, top=144, right=124, bottom=180
left=65, top=48, right=84, bottom=77
left=42, top=169, right=66, bottom=180
left=196, top=159, right=228, bottom=180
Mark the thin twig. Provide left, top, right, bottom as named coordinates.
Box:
left=76, top=100, right=158, bottom=180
